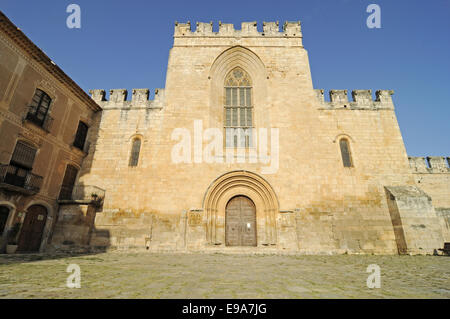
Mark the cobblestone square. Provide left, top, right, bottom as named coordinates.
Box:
left=0, top=252, right=448, bottom=298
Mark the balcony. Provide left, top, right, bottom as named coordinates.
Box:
left=0, top=164, right=43, bottom=195
left=58, top=185, right=105, bottom=206
left=24, top=111, right=54, bottom=133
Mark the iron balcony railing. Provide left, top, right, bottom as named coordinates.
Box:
left=0, top=164, right=43, bottom=194
left=24, top=111, right=54, bottom=132
left=58, top=184, right=105, bottom=205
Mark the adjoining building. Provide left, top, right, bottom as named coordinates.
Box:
left=1, top=13, right=448, bottom=254
left=0, top=11, right=102, bottom=253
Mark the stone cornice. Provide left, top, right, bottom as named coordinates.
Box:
left=0, top=11, right=101, bottom=113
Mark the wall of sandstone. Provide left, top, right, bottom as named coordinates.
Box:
left=50, top=21, right=449, bottom=254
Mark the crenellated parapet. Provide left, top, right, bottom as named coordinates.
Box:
left=174, top=20, right=302, bottom=38
left=88, top=88, right=165, bottom=109
left=409, top=156, right=450, bottom=173
left=89, top=89, right=106, bottom=103
left=314, top=89, right=395, bottom=110
left=132, top=89, right=149, bottom=103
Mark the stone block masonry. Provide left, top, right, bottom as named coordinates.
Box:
left=45, top=20, right=449, bottom=255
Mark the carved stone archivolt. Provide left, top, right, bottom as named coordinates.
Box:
left=203, top=170, right=279, bottom=246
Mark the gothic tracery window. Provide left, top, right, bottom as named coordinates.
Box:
left=224, top=68, right=253, bottom=147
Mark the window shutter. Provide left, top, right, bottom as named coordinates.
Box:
left=73, top=121, right=88, bottom=150
left=10, top=142, right=37, bottom=169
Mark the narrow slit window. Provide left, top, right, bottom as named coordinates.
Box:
left=339, top=138, right=353, bottom=167
left=129, top=138, right=141, bottom=167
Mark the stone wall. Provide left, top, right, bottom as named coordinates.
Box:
left=59, top=21, right=447, bottom=255
left=385, top=186, right=444, bottom=255
left=435, top=208, right=450, bottom=242
left=408, top=157, right=450, bottom=243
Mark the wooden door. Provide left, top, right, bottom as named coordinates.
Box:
left=17, top=205, right=47, bottom=252
left=225, top=196, right=257, bottom=246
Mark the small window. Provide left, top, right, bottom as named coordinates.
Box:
left=10, top=141, right=37, bottom=169
left=129, top=138, right=141, bottom=167
left=58, top=165, right=79, bottom=200
left=73, top=121, right=89, bottom=151
left=27, top=89, right=52, bottom=127
left=4, top=141, right=38, bottom=188
left=339, top=138, right=353, bottom=167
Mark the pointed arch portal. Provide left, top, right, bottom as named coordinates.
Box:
left=203, top=170, right=279, bottom=246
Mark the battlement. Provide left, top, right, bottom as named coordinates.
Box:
left=174, top=21, right=302, bottom=37
left=409, top=156, right=450, bottom=173
left=315, top=89, right=395, bottom=110
left=89, top=88, right=165, bottom=109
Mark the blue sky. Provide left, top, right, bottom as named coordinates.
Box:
left=2, top=0, right=449, bottom=156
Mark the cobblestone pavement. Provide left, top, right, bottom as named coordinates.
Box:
left=0, top=252, right=448, bottom=298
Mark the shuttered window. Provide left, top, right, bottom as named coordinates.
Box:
left=129, top=138, right=141, bottom=167
left=339, top=138, right=353, bottom=167
left=10, top=141, right=37, bottom=169
left=224, top=68, right=253, bottom=148
left=28, top=89, right=51, bottom=126
left=73, top=121, right=88, bottom=150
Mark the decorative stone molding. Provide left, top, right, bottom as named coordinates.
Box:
left=18, top=129, right=43, bottom=147
left=203, top=170, right=279, bottom=246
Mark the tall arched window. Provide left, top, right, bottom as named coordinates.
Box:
left=224, top=68, right=253, bottom=147
left=129, top=138, right=141, bottom=167
left=339, top=138, right=353, bottom=167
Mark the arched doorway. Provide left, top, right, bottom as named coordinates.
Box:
left=226, top=196, right=257, bottom=246
left=18, top=205, right=47, bottom=252
left=203, top=170, right=279, bottom=246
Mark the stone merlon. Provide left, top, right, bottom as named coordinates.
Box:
left=314, top=89, right=395, bottom=110
left=409, top=156, right=450, bottom=173
left=88, top=88, right=165, bottom=108
left=174, top=21, right=302, bottom=37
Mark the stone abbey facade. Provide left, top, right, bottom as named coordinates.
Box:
left=0, top=14, right=449, bottom=254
